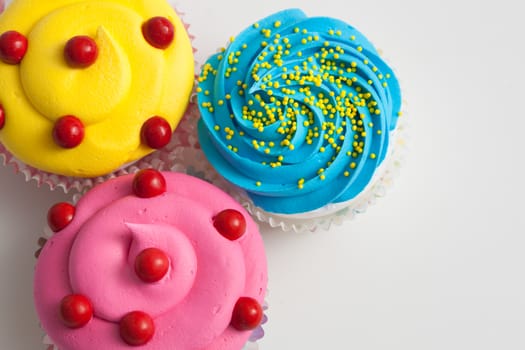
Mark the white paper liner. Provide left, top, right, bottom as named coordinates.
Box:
left=41, top=334, right=261, bottom=350
left=0, top=2, right=198, bottom=194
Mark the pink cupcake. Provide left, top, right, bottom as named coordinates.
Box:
left=35, top=170, right=268, bottom=350
left=0, top=0, right=196, bottom=193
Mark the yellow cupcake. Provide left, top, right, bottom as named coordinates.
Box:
left=0, top=0, right=194, bottom=177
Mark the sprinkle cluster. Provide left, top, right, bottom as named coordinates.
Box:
left=197, top=9, right=402, bottom=214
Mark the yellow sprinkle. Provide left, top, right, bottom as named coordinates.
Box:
left=253, top=23, right=260, bottom=29
left=344, top=171, right=350, bottom=177
left=256, top=181, right=262, bottom=187
left=214, top=125, right=220, bottom=131
left=274, top=20, right=282, bottom=28
left=370, top=153, right=377, bottom=159
left=350, top=162, right=357, bottom=169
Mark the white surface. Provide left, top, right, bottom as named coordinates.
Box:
left=1, top=0, right=525, bottom=349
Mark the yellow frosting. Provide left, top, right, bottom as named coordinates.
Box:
left=0, top=0, right=194, bottom=177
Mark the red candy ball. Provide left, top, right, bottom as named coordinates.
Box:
left=142, top=17, right=175, bottom=49
left=135, top=248, right=170, bottom=283
left=132, top=169, right=167, bottom=198
left=213, top=209, right=246, bottom=241
left=0, top=30, right=28, bottom=64
left=119, top=311, right=155, bottom=346
left=59, top=294, right=93, bottom=329
left=230, top=297, right=263, bottom=331
left=47, top=202, right=76, bottom=232
left=0, top=104, right=5, bottom=129
left=141, top=116, right=172, bottom=149
left=64, top=36, right=98, bottom=68
left=53, top=115, right=85, bottom=148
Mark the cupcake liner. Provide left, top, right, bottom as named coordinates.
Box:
left=0, top=1, right=198, bottom=194
left=42, top=334, right=263, bottom=350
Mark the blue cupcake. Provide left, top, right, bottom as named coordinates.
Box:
left=197, top=9, right=404, bottom=230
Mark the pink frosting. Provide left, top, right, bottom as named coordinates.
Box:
left=34, top=172, right=268, bottom=350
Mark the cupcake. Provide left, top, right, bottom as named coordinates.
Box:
left=34, top=170, right=268, bottom=350
left=0, top=0, right=195, bottom=191
left=196, top=8, right=404, bottom=231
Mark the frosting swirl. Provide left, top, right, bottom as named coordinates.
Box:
left=0, top=0, right=194, bottom=177
left=197, top=9, right=402, bottom=214
left=34, top=172, right=267, bottom=350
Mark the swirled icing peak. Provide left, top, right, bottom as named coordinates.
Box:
left=0, top=0, right=194, bottom=177
left=197, top=9, right=402, bottom=214
left=34, top=171, right=268, bottom=350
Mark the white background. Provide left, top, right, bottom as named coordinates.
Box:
left=1, top=0, right=525, bottom=349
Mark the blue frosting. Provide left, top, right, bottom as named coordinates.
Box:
left=197, top=8, right=402, bottom=214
